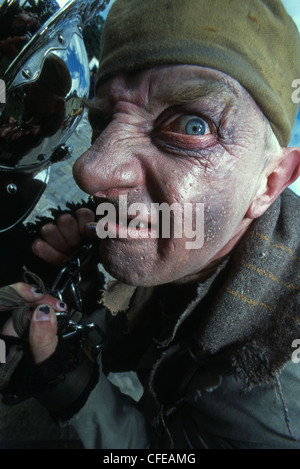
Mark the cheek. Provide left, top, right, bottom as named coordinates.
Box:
left=188, top=159, right=250, bottom=247
left=201, top=173, right=255, bottom=250
left=204, top=197, right=236, bottom=245
left=160, top=154, right=238, bottom=244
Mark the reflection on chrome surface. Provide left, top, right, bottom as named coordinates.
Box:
left=0, top=0, right=109, bottom=231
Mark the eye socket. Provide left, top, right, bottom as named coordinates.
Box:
left=162, top=115, right=210, bottom=136
left=88, top=108, right=111, bottom=143
left=91, top=129, right=102, bottom=144
left=89, top=110, right=110, bottom=131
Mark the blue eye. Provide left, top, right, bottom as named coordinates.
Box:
left=162, top=114, right=209, bottom=136
left=185, top=117, right=206, bottom=135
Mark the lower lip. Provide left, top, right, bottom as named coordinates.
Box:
left=98, top=221, right=158, bottom=240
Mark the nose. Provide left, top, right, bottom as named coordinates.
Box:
left=73, top=125, right=145, bottom=198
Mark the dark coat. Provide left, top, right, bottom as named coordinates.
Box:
left=95, top=189, right=300, bottom=448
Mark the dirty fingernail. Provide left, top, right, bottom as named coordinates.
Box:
left=56, top=301, right=67, bottom=311
left=87, top=223, right=97, bottom=232
left=34, top=305, right=51, bottom=321
left=31, top=287, right=44, bottom=296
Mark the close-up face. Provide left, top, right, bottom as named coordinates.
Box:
left=73, top=65, right=274, bottom=286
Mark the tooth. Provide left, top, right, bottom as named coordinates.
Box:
left=138, top=222, right=147, bottom=229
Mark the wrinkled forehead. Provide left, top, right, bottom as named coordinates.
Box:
left=96, top=65, right=263, bottom=118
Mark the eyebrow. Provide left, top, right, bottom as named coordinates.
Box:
left=86, top=76, right=241, bottom=117
left=164, top=79, right=241, bottom=106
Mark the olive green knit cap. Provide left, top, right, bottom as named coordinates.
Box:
left=97, top=0, right=300, bottom=147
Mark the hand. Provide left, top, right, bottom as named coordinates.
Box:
left=0, top=282, right=64, bottom=364
left=32, top=208, right=97, bottom=266
left=0, top=117, right=32, bottom=142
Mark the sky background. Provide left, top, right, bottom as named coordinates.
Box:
left=58, top=0, right=300, bottom=194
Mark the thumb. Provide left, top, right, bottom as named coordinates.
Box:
left=29, top=305, right=58, bottom=364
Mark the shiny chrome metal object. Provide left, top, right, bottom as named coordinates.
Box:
left=0, top=0, right=110, bottom=232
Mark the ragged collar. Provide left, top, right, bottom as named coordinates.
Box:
left=101, top=190, right=300, bottom=394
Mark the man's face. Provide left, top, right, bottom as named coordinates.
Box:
left=73, top=65, right=270, bottom=286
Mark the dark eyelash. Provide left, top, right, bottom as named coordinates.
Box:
left=153, top=105, right=182, bottom=128
left=154, top=105, right=217, bottom=133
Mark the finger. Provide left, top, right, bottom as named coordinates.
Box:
left=75, top=208, right=96, bottom=237
left=40, top=222, right=70, bottom=253
left=11, top=131, right=22, bottom=141
left=1, top=127, right=11, bottom=137
left=57, top=214, right=81, bottom=248
left=29, top=305, right=58, bottom=364
left=9, top=282, right=68, bottom=311
left=9, top=282, right=45, bottom=303
left=32, top=238, right=69, bottom=266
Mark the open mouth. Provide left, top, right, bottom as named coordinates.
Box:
left=116, top=213, right=156, bottom=239
left=121, top=214, right=152, bottom=229
left=95, top=203, right=157, bottom=239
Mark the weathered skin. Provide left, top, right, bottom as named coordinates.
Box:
left=3, top=64, right=300, bottom=377
left=73, top=65, right=281, bottom=286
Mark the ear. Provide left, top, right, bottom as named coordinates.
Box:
left=246, top=146, right=300, bottom=220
